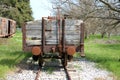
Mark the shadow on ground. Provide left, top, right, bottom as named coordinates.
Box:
left=0, top=51, right=31, bottom=69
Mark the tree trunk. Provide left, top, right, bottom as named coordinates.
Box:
left=107, top=32, right=111, bottom=38
left=85, top=30, right=88, bottom=39
left=101, top=32, right=106, bottom=38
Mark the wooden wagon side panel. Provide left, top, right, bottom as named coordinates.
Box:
left=44, top=19, right=59, bottom=45
left=0, top=17, right=16, bottom=37
left=22, top=18, right=85, bottom=57
left=10, top=20, right=16, bottom=35
left=25, top=21, right=42, bottom=46
left=0, top=18, right=2, bottom=36
left=64, top=19, right=83, bottom=45
left=1, top=18, right=8, bottom=36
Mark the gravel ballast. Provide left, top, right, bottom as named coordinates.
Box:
left=6, top=58, right=115, bottom=80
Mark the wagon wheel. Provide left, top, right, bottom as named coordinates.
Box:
left=38, top=55, right=43, bottom=67
left=32, top=55, right=39, bottom=61
left=62, top=53, right=67, bottom=66
left=68, top=55, right=73, bottom=61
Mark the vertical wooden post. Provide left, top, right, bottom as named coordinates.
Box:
left=22, top=23, right=26, bottom=51
left=80, top=22, right=85, bottom=57
left=62, top=19, right=65, bottom=53
left=42, top=17, right=45, bottom=54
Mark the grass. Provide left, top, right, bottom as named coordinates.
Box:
left=0, top=30, right=31, bottom=78
left=0, top=31, right=120, bottom=79
left=85, top=35, right=120, bottom=79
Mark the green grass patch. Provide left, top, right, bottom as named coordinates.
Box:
left=0, top=30, right=31, bottom=78
left=85, top=35, right=120, bottom=79
left=0, top=31, right=120, bottom=79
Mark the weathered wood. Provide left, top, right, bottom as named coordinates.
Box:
left=65, top=19, right=83, bottom=26
left=44, top=19, right=62, bottom=31
left=0, top=17, right=16, bottom=37
left=24, top=19, right=83, bottom=45
left=10, top=21, right=16, bottom=34
left=25, top=21, right=42, bottom=46
left=26, top=20, right=41, bottom=25
left=44, top=20, right=59, bottom=44
left=65, top=35, right=80, bottom=40
left=65, top=30, right=80, bottom=35
left=65, top=40, right=80, bottom=44
left=45, top=40, right=58, bottom=44
left=65, top=26, right=80, bottom=31
left=26, top=40, right=41, bottom=46
left=46, top=36, right=58, bottom=39
left=63, top=19, right=82, bottom=44
left=26, top=30, right=41, bottom=36
left=26, top=20, right=41, bottom=30
left=26, top=35, right=41, bottom=39
left=26, top=24, right=42, bottom=30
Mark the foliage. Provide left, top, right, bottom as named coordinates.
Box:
left=0, top=0, right=33, bottom=27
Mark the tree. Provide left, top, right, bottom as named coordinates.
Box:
left=51, top=0, right=120, bottom=38
left=0, top=0, right=33, bottom=27
left=96, top=0, right=120, bottom=37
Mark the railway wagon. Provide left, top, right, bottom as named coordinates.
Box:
left=0, top=17, right=16, bottom=38
left=22, top=17, right=85, bottom=66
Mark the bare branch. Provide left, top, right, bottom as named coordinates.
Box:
left=87, top=16, right=120, bottom=21
left=99, top=0, right=120, bottom=13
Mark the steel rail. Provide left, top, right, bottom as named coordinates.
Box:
left=63, top=66, right=71, bottom=80
left=35, top=69, right=41, bottom=80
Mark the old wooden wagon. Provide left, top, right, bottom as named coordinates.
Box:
left=0, top=17, right=16, bottom=38
left=22, top=16, right=85, bottom=66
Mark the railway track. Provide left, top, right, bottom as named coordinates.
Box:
left=6, top=58, right=115, bottom=80
left=34, top=59, right=76, bottom=80
left=35, top=69, right=41, bottom=80
left=63, top=66, right=72, bottom=80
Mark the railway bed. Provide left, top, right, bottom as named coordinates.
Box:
left=35, top=59, right=80, bottom=80
left=6, top=58, right=115, bottom=80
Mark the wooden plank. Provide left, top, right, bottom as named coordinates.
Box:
left=0, top=18, right=2, bottom=24
left=26, top=30, right=41, bottom=36
left=44, top=19, right=64, bottom=31
left=45, top=19, right=61, bottom=31
left=52, top=26, right=58, bottom=30
left=26, top=24, right=42, bottom=30
left=45, top=30, right=58, bottom=35
left=2, top=19, right=8, bottom=35
left=65, top=19, right=83, bottom=32
left=26, top=40, right=41, bottom=46
left=65, top=40, right=80, bottom=44
left=26, top=20, right=41, bottom=25
left=26, top=35, right=41, bottom=39
left=65, top=35, right=80, bottom=40
left=65, top=30, right=80, bottom=35
left=25, top=20, right=42, bottom=46
left=65, top=26, right=80, bottom=31
left=65, top=19, right=83, bottom=26
left=26, top=20, right=41, bottom=30
left=64, top=19, right=82, bottom=43
left=45, top=30, right=58, bottom=40
left=45, top=40, right=58, bottom=44
left=46, top=36, right=58, bottom=40
left=45, top=21, right=52, bottom=30
left=10, top=21, right=16, bottom=34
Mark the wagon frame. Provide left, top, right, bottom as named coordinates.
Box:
left=22, top=16, right=85, bottom=66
